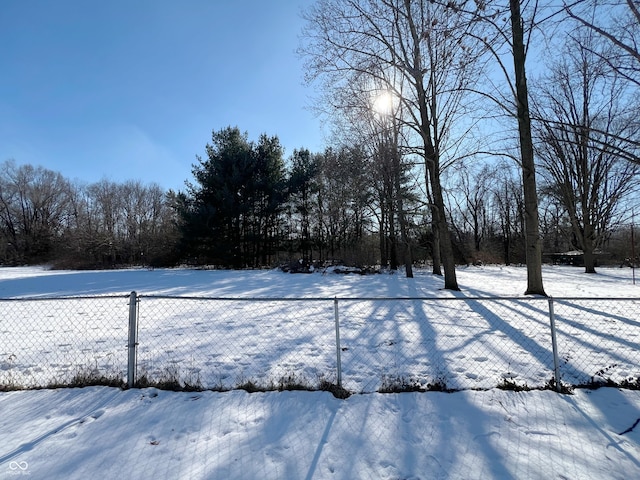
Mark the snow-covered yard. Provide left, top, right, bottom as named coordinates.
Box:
left=1, top=266, right=639, bottom=392
left=1, top=265, right=640, bottom=479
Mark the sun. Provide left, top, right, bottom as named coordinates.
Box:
left=372, top=90, right=395, bottom=117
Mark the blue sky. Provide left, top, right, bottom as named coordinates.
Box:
left=0, top=1, right=324, bottom=191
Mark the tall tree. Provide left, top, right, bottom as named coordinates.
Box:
left=302, top=0, right=484, bottom=289
left=509, top=0, right=546, bottom=293
left=437, top=0, right=547, bottom=294
left=252, top=134, right=287, bottom=266
left=371, top=89, right=415, bottom=277
left=182, top=126, right=256, bottom=266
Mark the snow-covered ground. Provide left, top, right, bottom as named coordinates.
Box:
left=0, top=263, right=637, bottom=298
left=1, top=265, right=640, bottom=479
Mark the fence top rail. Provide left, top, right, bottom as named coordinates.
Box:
left=138, top=294, right=639, bottom=302
left=0, top=294, right=636, bottom=302
left=0, top=294, right=131, bottom=302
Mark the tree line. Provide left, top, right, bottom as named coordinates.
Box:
left=173, top=127, right=374, bottom=268
left=1, top=116, right=636, bottom=273
left=0, top=160, right=178, bottom=268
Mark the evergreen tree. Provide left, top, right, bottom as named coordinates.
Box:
left=252, top=134, right=287, bottom=266
left=288, top=148, right=319, bottom=260
left=180, top=126, right=288, bottom=267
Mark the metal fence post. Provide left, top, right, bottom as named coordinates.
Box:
left=334, top=297, right=343, bottom=387
left=127, top=291, right=138, bottom=388
left=547, top=297, right=562, bottom=392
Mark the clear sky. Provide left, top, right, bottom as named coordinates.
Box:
left=0, top=1, right=324, bottom=192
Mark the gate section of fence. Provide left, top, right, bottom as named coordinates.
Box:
left=0, top=295, right=129, bottom=389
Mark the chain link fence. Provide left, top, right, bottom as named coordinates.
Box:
left=1, top=294, right=639, bottom=393
left=135, top=296, right=337, bottom=390
left=0, top=296, right=128, bottom=389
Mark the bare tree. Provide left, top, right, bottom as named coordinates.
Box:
left=377, top=111, right=415, bottom=277
left=120, top=180, right=175, bottom=265
left=565, top=0, right=640, bottom=87
left=491, top=162, right=525, bottom=265
left=432, top=0, right=547, bottom=294
left=329, top=70, right=418, bottom=274
left=533, top=28, right=640, bottom=273
left=508, top=0, right=547, bottom=293
left=0, top=160, right=71, bottom=263
left=447, top=164, right=496, bottom=260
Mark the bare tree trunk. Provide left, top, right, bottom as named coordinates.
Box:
left=427, top=176, right=443, bottom=275
left=583, top=236, right=597, bottom=273
left=510, top=0, right=546, bottom=295
left=428, top=158, right=458, bottom=289
left=406, top=1, right=458, bottom=289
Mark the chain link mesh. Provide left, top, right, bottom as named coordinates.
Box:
left=0, top=296, right=128, bottom=388
left=552, top=298, right=640, bottom=386
left=1, top=295, right=639, bottom=392
left=337, top=298, right=557, bottom=392
left=136, top=297, right=338, bottom=390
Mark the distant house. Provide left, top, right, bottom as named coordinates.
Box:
left=546, top=250, right=584, bottom=266
left=545, top=250, right=612, bottom=266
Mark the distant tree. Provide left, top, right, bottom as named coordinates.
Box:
left=252, top=134, right=288, bottom=266
left=0, top=160, right=178, bottom=268
left=313, top=69, right=416, bottom=271
left=314, top=146, right=372, bottom=263
left=448, top=165, right=496, bottom=261
left=538, top=184, right=573, bottom=256
left=181, top=127, right=254, bottom=266
left=0, top=160, right=71, bottom=264
left=533, top=29, right=640, bottom=273
left=489, top=162, right=525, bottom=265
left=119, top=180, right=176, bottom=266
left=85, top=179, right=123, bottom=265
left=448, top=160, right=525, bottom=266
left=52, top=178, right=177, bottom=268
